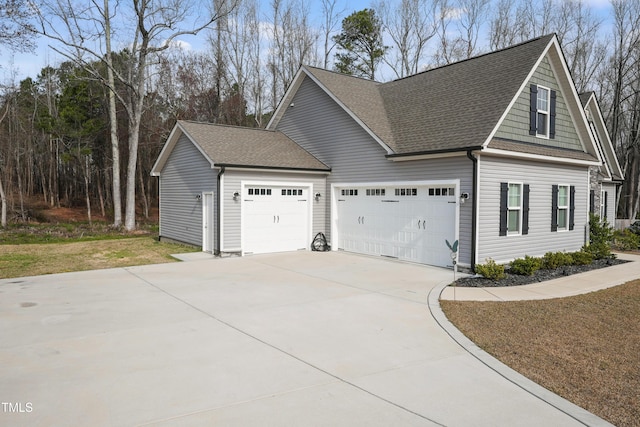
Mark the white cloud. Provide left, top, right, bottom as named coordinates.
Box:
left=163, top=39, right=193, bottom=51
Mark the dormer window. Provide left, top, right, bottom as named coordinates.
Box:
left=536, top=86, right=549, bottom=137
left=529, top=84, right=556, bottom=139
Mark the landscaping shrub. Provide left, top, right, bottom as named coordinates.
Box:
left=542, top=251, right=573, bottom=269
left=583, top=213, right=614, bottom=259
left=510, top=255, right=542, bottom=276
left=612, top=229, right=640, bottom=251
left=570, top=250, right=593, bottom=265
left=475, top=258, right=506, bottom=280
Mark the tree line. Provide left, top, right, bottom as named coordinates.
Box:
left=1, top=0, right=639, bottom=229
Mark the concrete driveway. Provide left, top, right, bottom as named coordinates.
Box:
left=0, top=251, right=604, bottom=426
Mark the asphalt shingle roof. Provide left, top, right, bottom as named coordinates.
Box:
left=178, top=121, right=330, bottom=171
left=304, top=34, right=557, bottom=156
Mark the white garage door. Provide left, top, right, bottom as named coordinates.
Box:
left=243, top=185, right=310, bottom=254
left=336, top=185, right=457, bottom=267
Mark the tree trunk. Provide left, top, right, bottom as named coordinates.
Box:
left=104, top=0, right=122, bottom=227
left=84, top=157, right=92, bottom=226
left=138, top=162, right=149, bottom=219
left=124, top=115, right=141, bottom=231
left=97, top=170, right=106, bottom=218
left=0, top=174, right=7, bottom=228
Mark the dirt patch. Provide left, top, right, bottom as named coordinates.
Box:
left=441, top=280, right=640, bottom=427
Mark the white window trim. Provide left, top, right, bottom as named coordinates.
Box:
left=536, top=85, right=551, bottom=139
left=557, top=184, right=569, bottom=232
left=507, top=182, right=523, bottom=236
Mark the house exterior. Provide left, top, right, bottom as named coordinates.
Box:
left=152, top=34, right=622, bottom=269
left=579, top=92, right=624, bottom=223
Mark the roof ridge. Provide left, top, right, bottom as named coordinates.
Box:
left=303, top=65, right=382, bottom=85
left=179, top=120, right=274, bottom=132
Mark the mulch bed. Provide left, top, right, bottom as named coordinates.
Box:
left=455, top=257, right=628, bottom=287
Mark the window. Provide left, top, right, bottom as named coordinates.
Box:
left=601, top=190, right=608, bottom=220
left=428, top=187, right=456, bottom=197
left=529, top=84, right=556, bottom=139
left=507, top=183, right=522, bottom=235
left=281, top=189, right=303, bottom=196
left=395, top=188, right=417, bottom=196
left=248, top=188, right=271, bottom=196
left=557, top=185, right=569, bottom=230
left=536, top=86, right=549, bottom=137
left=341, top=189, right=358, bottom=196
left=551, top=185, right=575, bottom=232
left=366, top=188, right=385, bottom=196
left=500, top=182, right=529, bottom=236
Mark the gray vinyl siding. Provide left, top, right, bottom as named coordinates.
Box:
left=601, top=182, right=617, bottom=223
left=478, top=155, right=589, bottom=264
left=159, top=135, right=217, bottom=247
left=495, top=56, right=582, bottom=151
left=222, top=170, right=327, bottom=251
left=275, top=76, right=474, bottom=265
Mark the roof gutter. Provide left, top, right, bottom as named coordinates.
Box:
left=386, top=146, right=484, bottom=160
left=216, top=163, right=331, bottom=173
left=467, top=150, right=479, bottom=271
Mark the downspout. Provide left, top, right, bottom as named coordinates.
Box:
left=467, top=150, right=478, bottom=270
left=216, top=166, right=225, bottom=256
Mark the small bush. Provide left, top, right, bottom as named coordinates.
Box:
left=570, top=250, right=593, bottom=265
left=510, top=255, right=542, bottom=275
left=542, top=251, right=573, bottom=269
left=475, top=258, right=506, bottom=280
left=628, top=221, right=640, bottom=235
left=582, top=242, right=613, bottom=260
left=613, top=229, right=640, bottom=251
left=584, top=213, right=614, bottom=259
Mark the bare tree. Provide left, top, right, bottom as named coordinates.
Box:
left=0, top=0, right=35, bottom=52
left=488, top=0, right=531, bottom=50
left=0, top=99, right=9, bottom=227
left=102, top=0, right=122, bottom=226
left=245, top=0, right=266, bottom=126
left=376, top=0, right=439, bottom=78
left=434, top=0, right=489, bottom=65
left=555, top=0, right=605, bottom=93
left=268, top=0, right=319, bottom=110
left=0, top=0, right=37, bottom=227
left=32, top=0, right=238, bottom=230
left=602, top=0, right=640, bottom=220
left=320, top=0, right=344, bottom=69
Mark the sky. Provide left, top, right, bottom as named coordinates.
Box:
left=1, top=0, right=615, bottom=85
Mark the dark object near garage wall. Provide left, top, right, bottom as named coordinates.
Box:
left=311, top=232, right=331, bottom=251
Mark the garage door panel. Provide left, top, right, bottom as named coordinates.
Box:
left=243, top=186, right=310, bottom=255
left=337, top=185, right=457, bottom=267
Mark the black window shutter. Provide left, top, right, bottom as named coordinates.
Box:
left=529, top=85, right=538, bottom=135
left=589, top=189, right=595, bottom=214
left=604, top=191, right=608, bottom=219
left=522, top=184, right=530, bottom=235
left=569, top=185, right=575, bottom=230
left=551, top=185, right=558, bottom=232
left=550, top=90, right=557, bottom=139
left=500, top=183, right=508, bottom=236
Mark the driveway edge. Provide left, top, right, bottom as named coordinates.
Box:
left=427, top=281, right=615, bottom=427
